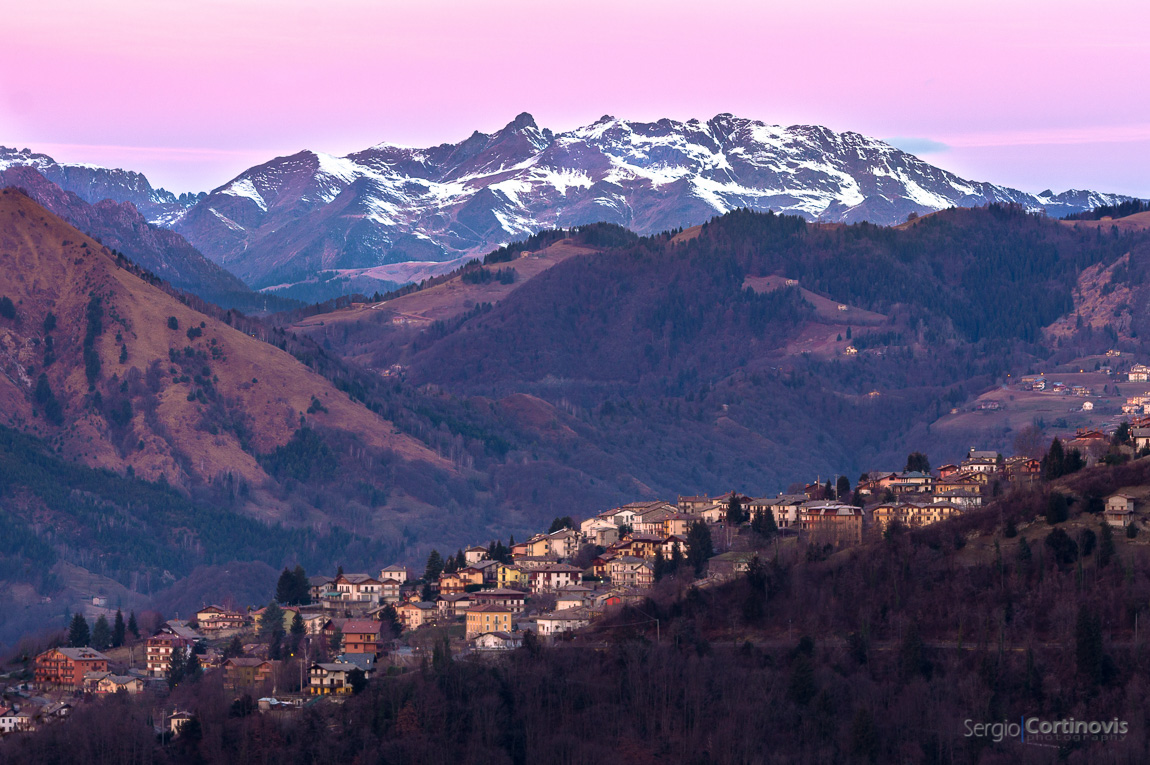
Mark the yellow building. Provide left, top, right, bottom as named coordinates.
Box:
left=466, top=605, right=513, bottom=639
left=524, top=535, right=552, bottom=557
left=496, top=563, right=529, bottom=588
left=872, top=501, right=963, bottom=532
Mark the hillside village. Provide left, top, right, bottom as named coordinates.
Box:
left=4, top=422, right=1149, bottom=740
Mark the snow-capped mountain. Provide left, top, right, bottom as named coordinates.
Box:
left=168, top=113, right=1135, bottom=296
left=6, top=117, right=1137, bottom=301
left=0, top=146, right=201, bottom=224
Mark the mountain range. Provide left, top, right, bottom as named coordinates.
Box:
left=0, top=146, right=200, bottom=224
left=2, top=114, right=1139, bottom=302
left=4, top=182, right=1150, bottom=651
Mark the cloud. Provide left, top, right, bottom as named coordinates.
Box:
left=941, top=124, right=1150, bottom=148
left=885, top=137, right=950, bottom=155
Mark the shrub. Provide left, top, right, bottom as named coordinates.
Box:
left=1079, top=528, right=1096, bottom=557
left=1044, top=528, right=1078, bottom=566
left=1045, top=492, right=1069, bottom=524
left=167, top=316, right=179, bottom=330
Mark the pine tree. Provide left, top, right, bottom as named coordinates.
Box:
left=1045, top=492, right=1069, bottom=524
left=185, top=652, right=203, bottom=683
left=259, top=602, right=285, bottom=639
left=1042, top=438, right=1065, bottom=480
left=275, top=568, right=296, bottom=604
left=686, top=521, right=714, bottom=577
left=671, top=541, right=685, bottom=573
left=1099, top=523, right=1115, bottom=568
left=424, top=550, right=444, bottom=582
left=379, top=604, right=402, bottom=638
left=752, top=508, right=778, bottom=539
left=290, top=612, right=305, bottom=637
left=292, top=565, right=311, bottom=605
left=548, top=516, right=574, bottom=533
left=653, top=550, right=667, bottom=582
left=1016, top=536, right=1032, bottom=566
left=726, top=495, right=745, bottom=525
left=223, top=635, right=244, bottom=659
left=127, top=611, right=140, bottom=639
left=112, top=609, right=126, bottom=647
left=91, top=614, right=112, bottom=650
left=905, top=452, right=931, bottom=473
left=68, top=613, right=90, bottom=647
left=167, top=644, right=187, bottom=689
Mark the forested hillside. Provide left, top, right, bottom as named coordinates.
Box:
left=407, top=206, right=1136, bottom=390
left=293, top=206, right=1150, bottom=507
left=0, top=425, right=387, bottom=650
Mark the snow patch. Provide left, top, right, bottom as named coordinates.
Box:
left=208, top=207, right=246, bottom=232
left=314, top=152, right=362, bottom=184
left=219, top=177, right=268, bottom=211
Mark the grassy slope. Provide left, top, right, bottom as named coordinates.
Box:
left=0, top=188, right=449, bottom=487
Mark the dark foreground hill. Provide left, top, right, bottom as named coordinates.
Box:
left=6, top=457, right=1150, bottom=764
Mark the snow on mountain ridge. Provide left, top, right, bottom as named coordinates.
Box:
left=0, top=146, right=198, bottom=221
left=163, top=114, right=1139, bottom=299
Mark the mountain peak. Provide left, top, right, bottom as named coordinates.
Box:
left=506, top=112, right=537, bottom=132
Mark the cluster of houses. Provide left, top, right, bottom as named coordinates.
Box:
left=1018, top=375, right=1096, bottom=396
left=1118, top=402, right=1150, bottom=445
left=1009, top=361, right=1150, bottom=417
left=11, top=439, right=1147, bottom=736
left=3, top=647, right=125, bottom=734
left=861, top=448, right=1039, bottom=531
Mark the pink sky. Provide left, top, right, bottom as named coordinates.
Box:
left=3, top=0, right=1147, bottom=196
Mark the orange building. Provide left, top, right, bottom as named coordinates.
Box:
left=34, top=647, right=109, bottom=689
left=341, top=620, right=381, bottom=654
